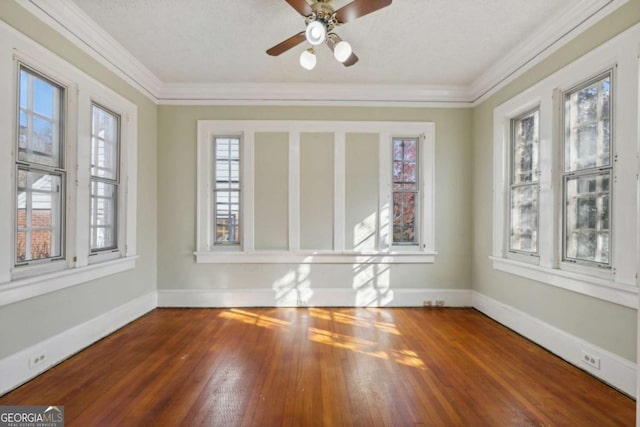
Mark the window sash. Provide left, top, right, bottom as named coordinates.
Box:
left=563, top=72, right=611, bottom=173
left=563, top=171, right=611, bottom=266
left=15, top=168, right=65, bottom=264
left=90, top=104, right=120, bottom=181
left=17, top=67, right=64, bottom=169
left=90, top=179, right=118, bottom=252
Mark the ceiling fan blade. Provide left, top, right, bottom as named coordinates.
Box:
left=334, top=0, right=392, bottom=24
left=342, top=52, right=359, bottom=67
left=266, top=32, right=306, bottom=56
left=284, top=0, right=313, bottom=16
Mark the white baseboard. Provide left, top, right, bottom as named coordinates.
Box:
left=2, top=288, right=635, bottom=400
left=0, top=291, right=157, bottom=396
left=472, top=291, right=636, bottom=397
left=157, top=288, right=472, bottom=308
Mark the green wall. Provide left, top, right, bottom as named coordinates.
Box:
left=471, top=1, right=640, bottom=361
left=0, top=2, right=158, bottom=359
left=157, top=106, right=472, bottom=294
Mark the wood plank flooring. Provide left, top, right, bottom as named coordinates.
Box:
left=0, top=308, right=634, bottom=426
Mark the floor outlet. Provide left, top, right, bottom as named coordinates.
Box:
left=423, top=300, right=432, bottom=307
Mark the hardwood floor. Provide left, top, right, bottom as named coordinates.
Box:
left=0, top=308, right=634, bottom=426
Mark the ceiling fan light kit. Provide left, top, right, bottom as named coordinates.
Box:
left=268, top=0, right=392, bottom=70
left=299, top=48, right=317, bottom=70
left=305, top=20, right=327, bottom=45
left=333, top=40, right=352, bottom=63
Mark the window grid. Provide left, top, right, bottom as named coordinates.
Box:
left=562, top=71, right=612, bottom=267
left=15, top=67, right=65, bottom=265
left=90, top=104, right=120, bottom=252
left=392, top=137, right=419, bottom=245
left=509, top=109, right=540, bottom=255
left=214, top=136, right=241, bottom=245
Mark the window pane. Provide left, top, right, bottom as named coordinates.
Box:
left=510, top=185, right=538, bottom=253
left=564, top=74, right=611, bottom=172
left=215, top=190, right=241, bottom=243
left=511, top=110, right=539, bottom=184
left=33, top=77, right=55, bottom=118
left=392, top=192, right=417, bottom=244
left=90, top=181, right=117, bottom=251
left=18, top=68, right=63, bottom=168
left=91, top=105, right=119, bottom=180
left=565, top=173, right=610, bottom=264
left=16, top=169, right=63, bottom=262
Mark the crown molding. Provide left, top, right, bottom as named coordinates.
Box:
left=469, top=0, right=630, bottom=105
left=16, top=0, right=162, bottom=102
left=157, top=82, right=473, bottom=108
left=15, top=0, right=629, bottom=107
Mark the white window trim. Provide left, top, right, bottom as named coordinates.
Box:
left=492, top=23, right=640, bottom=308
left=196, top=120, right=436, bottom=264
left=0, top=21, right=137, bottom=307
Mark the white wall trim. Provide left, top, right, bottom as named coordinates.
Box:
left=0, top=256, right=138, bottom=308
left=158, top=83, right=472, bottom=107
left=193, top=251, right=436, bottom=264
left=470, top=0, right=630, bottom=104
left=0, top=291, right=156, bottom=396
left=491, top=256, right=637, bottom=309
left=472, top=291, right=636, bottom=397
left=15, top=0, right=629, bottom=107
left=2, top=288, right=635, bottom=400
left=158, top=288, right=471, bottom=308
left=196, top=120, right=436, bottom=263
left=491, top=23, right=640, bottom=308
left=15, top=0, right=161, bottom=102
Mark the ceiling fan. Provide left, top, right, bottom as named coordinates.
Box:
left=267, top=0, right=392, bottom=69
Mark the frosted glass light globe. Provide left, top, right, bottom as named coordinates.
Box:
left=300, top=49, right=317, bottom=70
left=334, top=41, right=352, bottom=63
left=305, top=20, right=326, bottom=46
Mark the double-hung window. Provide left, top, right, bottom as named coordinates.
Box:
left=492, top=25, right=639, bottom=308
left=392, top=137, right=419, bottom=245
left=214, top=136, right=241, bottom=245
left=509, top=109, right=539, bottom=255
left=196, top=121, right=435, bottom=263
left=16, top=66, right=65, bottom=265
left=90, top=104, right=120, bottom=253
left=0, top=25, right=138, bottom=306
left=562, top=72, right=611, bottom=267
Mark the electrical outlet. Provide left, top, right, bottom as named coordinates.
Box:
left=581, top=350, right=601, bottom=370
left=29, top=352, right=47, bottom=370
left=296, top=299, right=307, bottom=307
left=436, top=300, right=445, bottom=307
left=423, top=300, right=432, bottom=307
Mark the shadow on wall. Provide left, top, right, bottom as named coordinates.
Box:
left=272, top=210, right=396, bottom=307
left=271, top=261, right=394, bottom=307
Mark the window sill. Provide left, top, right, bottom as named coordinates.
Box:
left=194, top=251, right=437, bottom=264
left=490, top=256, right=637, bottom=308
left=0, top=256, right=138, bottom=307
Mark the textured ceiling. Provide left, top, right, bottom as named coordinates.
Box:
left=71, top=0, right=577, bottom=86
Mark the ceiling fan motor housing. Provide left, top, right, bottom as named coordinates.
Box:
left=306, top=1, right=338, bottom=32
